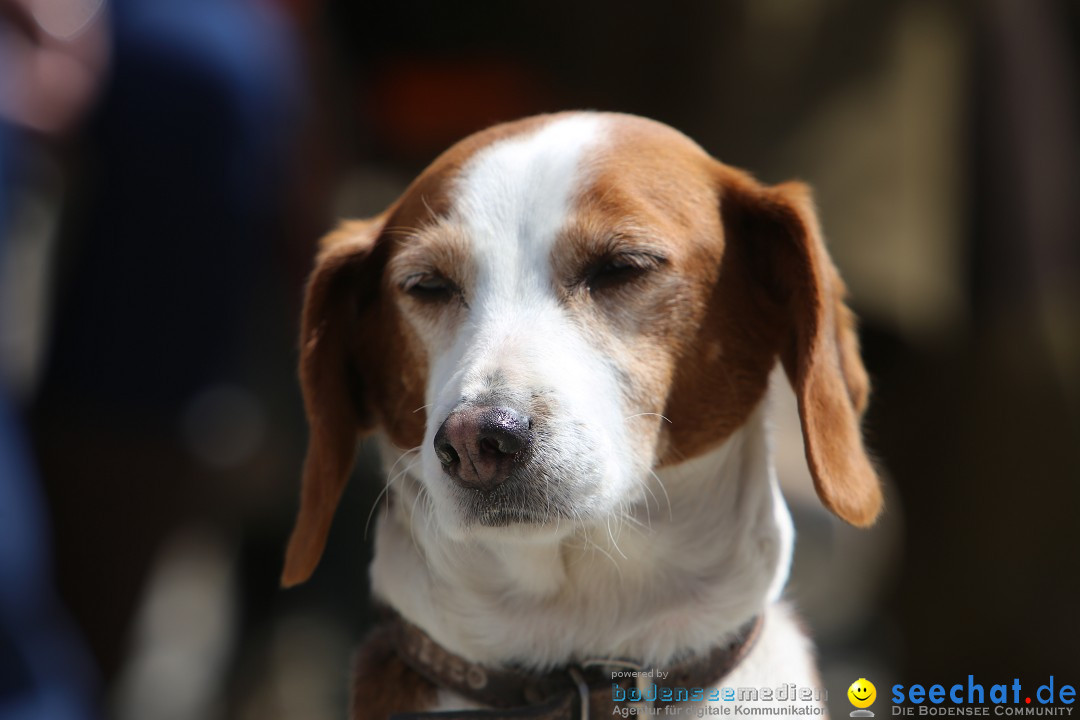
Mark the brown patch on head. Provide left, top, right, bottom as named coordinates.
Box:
left=557, top=114, right=880, bottom=525
left=552, top=116, right=742, bottom=461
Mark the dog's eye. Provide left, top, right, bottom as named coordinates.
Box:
left=586, top=252, right=665, bottom=293
left=402, top=272, right=457, bottom=302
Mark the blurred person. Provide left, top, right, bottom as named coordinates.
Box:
left=4, top=0, right=310, bottom=716
left=0, top=0, right=107, bottom=717
left=31, top=0, right=304, bottom=664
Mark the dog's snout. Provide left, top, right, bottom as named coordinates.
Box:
left=434, top=406, right=532, bottom=490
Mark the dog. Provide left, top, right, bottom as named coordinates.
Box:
left=280, top=112, right=882, bottom=719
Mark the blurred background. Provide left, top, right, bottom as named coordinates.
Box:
left=1, top=0, right=1078, bottom=718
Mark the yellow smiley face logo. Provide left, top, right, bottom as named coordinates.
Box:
left=848, top=679, right=877, bottom=708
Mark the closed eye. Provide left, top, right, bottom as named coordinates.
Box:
left=584, top=251, right=667, bottom=293
left=401, top=272, right=459, bottom=303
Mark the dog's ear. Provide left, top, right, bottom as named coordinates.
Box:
left=719, top=170, right=882, bottom=526
left=281, top=219, right=387, bottom=588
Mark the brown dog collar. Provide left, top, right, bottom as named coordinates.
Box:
left=386, top=614, right=763, bottom=720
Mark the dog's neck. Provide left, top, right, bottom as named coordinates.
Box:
left=369, top=401, right=793, bottom=672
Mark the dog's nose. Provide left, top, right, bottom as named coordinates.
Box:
left=433, top=406, right=532, bottom=490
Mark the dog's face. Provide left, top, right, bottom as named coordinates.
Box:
left=391, top=115, right=729, bottom=538
left=281, top=112, right=882, bottom=586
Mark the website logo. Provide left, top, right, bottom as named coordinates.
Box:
left=891, top=676, right=1075, bottom=716
left=850, top=678, right=878, bottom=717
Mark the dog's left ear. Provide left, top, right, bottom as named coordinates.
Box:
left=281, top=218, right=388, bottom=588
left=719, top=170, right=882, bottom=526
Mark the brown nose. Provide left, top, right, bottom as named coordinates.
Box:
left=433, top=406, right=532, bottom=490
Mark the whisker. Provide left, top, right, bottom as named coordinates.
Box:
left=637, top=477, right=660, bottom=526
left=589, top=537, right=624, bottom=579
left=408, top=483, right=428, bottom=557
left=383, top=446, right=421, bottom=488
left=606, top=517, right=628, bottom=560
left=420, top=489, right=440, bottom=573
left=649, top=468, right=674, bottom=522
left=618, top=508, right=650, bottom=533
left=365, top=448, right=422, bottom=539
left=363, top=485, right=391, bottom=540
left=568, top=510, right=592, bottom=565
left=638, top=495, right=652, bottom=531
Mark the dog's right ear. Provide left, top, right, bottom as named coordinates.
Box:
left=281, top=218, right=387, bottom=588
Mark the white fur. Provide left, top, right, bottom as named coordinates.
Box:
left=372, top=403, right=791, bottom=664
left=367, top=116, right=825, bottom=714
left=412, top=115, right=647, bottom=542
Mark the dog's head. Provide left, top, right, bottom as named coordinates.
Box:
left=281, top=112, right=881, bottom=587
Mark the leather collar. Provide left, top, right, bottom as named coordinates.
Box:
left=386, top=614, right=763, bottom=720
